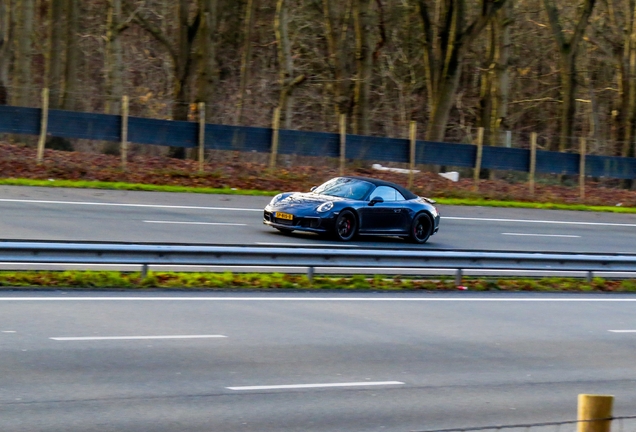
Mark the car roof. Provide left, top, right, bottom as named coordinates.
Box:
left=341, top=176, right=418, bottom=200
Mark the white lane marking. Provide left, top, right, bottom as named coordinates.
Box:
left=256, top=242, right=360, bottom=248
left=502, top=233, right=581, bottom=238
left=145, top=220, right=246, bottom=226
left=4, top=297, right=636, bottom=302
left=2, top=331, right=16, bottom=333
left=226, top=381, right=405, bottom=391
left=445, top=216, right=636, bottom=228
left=0, top=198, right=262, bottom=212
left=50, top=335, right=227, bottom=341
left=608, top=330, right=636, bottom=333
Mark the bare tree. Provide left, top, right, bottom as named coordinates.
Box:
left=45, top=0, right=67, bottom=109
left=542, top=0, right=596, bottom=151
left=12, top=0, right=34, bottom=107
left=0, top=0, right=10, bottom=105
left=416, top=0, right=509, bottom=142
left=196, top=0, right=219, bottom=121
left=62, top=0, right=80, bottom=111
left=236, top=0, right=257, bottom=125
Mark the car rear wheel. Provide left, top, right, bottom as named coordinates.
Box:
left=334, top=210, right=357, bottom=241
left=409, top=213, right=432, bottom=244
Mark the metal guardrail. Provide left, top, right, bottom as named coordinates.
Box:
left=1, top=241, right=635, bottom=281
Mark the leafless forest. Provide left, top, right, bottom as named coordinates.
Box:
left=0, top=0, right=633, bottom=159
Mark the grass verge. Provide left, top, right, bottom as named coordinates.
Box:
left=1, top=177, right=635, bottom=213
left=1, top=271, right=636, bottom=292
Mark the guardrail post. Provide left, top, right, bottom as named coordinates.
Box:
left=529, top=132, right=537, bottom=196
left=587, top=271, right=593, bottom=284
left=473, top=127, right=484, bottom=191
left=121, top=95, right=129, bottom=170
left=580, top=137, right=586, bottom=200
left=455, top=269, right=463, bottom=286
left=198, top=102, right=206, bottom=173
left=577, top=394, right=613, bottom=432
left=36, top=88, right=50, bottom=165
left=339, top=114, right=346, bottom=176
left=141, top=264, right=149, bottom=279
left=270, top=107, right=281, bottom=169
left=408, top=121, right=417, bottom=189
left=307, top=266, right=314, bottom=284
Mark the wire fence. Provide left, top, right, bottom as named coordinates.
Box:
left=414, top=415, right=636, bottom=432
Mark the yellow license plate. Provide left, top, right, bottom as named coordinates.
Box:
left=275, top=212, right=294, bottom=220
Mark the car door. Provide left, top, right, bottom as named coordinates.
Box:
left=359, top=186, right=408, bottom=232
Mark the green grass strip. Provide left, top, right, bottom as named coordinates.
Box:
left=1, top=270, right=636, bottom=292
left=0, top=178, right=279, bottom=196
left=1, top=177, right=634, bottom=213
left=433, top=198, right=636, bottom=213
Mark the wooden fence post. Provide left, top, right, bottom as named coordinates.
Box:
left=473, top=127, right=484, bottom=191
left=580, top=137, right=586, bottom=200
left=577, top=394, right=613, bottom=432
left=36, top=88, right=50, bottom=165
left=529, top=132, right=537, bottom=197
left=198, top=102, right=205, bottom=173
left=269, top=107, right=280, bottom=169
left=408, top=121, right=417, bottom=189
left=121, top=95, right=129, bottom=170
left=339, top=114, right=346, bottom=176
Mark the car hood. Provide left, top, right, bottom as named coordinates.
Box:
left=273, top=193, right=344, bottom=209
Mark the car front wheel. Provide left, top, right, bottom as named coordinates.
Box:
left=409, top=213, right=432, bottom=244
left=334, top=210, right=357, bottom=241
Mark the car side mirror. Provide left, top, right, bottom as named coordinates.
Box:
left=369, top=197, right=384, bottom=206
left=310, top=186, right=317, bottom=192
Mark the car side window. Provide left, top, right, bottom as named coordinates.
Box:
left=372, top=186, right=404, bottom=202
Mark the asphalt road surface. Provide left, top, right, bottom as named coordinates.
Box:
left=1, top=185, right=635, bottom=253
left=2, top=292, right=636, bottom=432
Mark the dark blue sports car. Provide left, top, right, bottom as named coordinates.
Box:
left=263, top=176, right=440, bottom=243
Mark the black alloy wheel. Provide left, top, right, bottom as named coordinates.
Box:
left=409, top=213, right=432, bottom=244
left=334, top=210, right=357, bottom=241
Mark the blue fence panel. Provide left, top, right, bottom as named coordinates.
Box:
left=587, top=155, right=636, bottom=179
left=416, top=141, right=475, bottom=167
left=536, top=150, right=579, bottom=175
left=205, top=124, right=271, bottom=152
left=0, top=105, right=40, bottom=135
left=48, top=109, right=120, bottom=141
left=482, top=146, right=530, bottom=171
left=128, top=117, right=198, bottom=148
left=344, top=135, right=409, bottom=163
left=278, top=129, right=340, bottom=158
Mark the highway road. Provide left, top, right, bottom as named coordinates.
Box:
left=1, top=185, right=636, bottom=253
left=3, top=292, right=636, bottom=432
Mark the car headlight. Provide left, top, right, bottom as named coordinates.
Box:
left=317, top=201, right=334, bottom=212
left=269, top=194, right=285, bottom=206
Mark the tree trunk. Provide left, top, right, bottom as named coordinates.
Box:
left=105, top=0, right=124, bottom=116
left=322, top=0, right=353, bottom=118
left=353, top=0, right=372, bottom=135
left=492, top=0, right=512, bottom=145
left=62, top=0, right=80, bottom=111
left=236, top=0, right=257, bottom=125
left=0, top=0, right=10, bottom=105
left=621, top=0, right=636, bottom=158
left=196, top=0, right=218, bottom=121
left=46, top=0, right=67, bottom=110
left=12, top=0, right=34, bottom=107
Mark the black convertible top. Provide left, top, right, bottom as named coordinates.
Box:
left=343, top=176, right=418, bottom=200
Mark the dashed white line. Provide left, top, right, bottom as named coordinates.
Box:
left=502, top=233, right=581, bottom=238
left=145, top=221, right=246, bottom=226
left=445, top=216, right=636, bottom=228
left=0, top=198, right=262, bottom=212
left=608, top=330, right=636, bottom=333
left=2, top=331, right=16, bottom=333
left=50, top=335, right=227, bottom=341
left=226, top=381, right=405, bottom=391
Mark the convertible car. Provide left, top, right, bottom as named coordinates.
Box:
left=263, top=176, right=440, bottom=243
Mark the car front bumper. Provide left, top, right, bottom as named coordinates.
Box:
left=263, top=209, right=335, bottom=234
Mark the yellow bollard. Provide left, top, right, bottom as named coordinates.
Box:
left=577, top=394, right=614, bottom=432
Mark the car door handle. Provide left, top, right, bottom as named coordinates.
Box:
left=393, top=209, right=401, bottom=213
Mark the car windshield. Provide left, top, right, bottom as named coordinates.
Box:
left=312, top=178, right=374, bottom=200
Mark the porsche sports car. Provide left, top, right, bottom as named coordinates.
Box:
left=263, top=176, right=440, bottom=243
